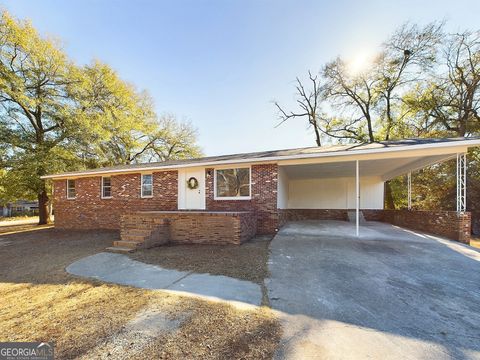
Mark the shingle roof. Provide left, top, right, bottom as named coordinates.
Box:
left=43, top=137, right=480, bottom=179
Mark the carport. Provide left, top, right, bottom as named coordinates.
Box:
left=276, top=138, right=475, bottom=240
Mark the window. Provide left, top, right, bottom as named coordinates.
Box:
left=102, top=177, right=112, bottom=198
left=141, top=174, right=153, bottom=197
left=67, top=179, right=76, bottom=199
left=215, top=167, right=251, bottom=199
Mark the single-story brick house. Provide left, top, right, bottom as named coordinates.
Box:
left=43, top=137, right=480, bottom=250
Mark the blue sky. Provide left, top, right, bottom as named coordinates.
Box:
left=2, top=0, right=479, bottom=155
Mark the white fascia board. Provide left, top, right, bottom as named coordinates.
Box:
left=41, top=139, right=480, bottom=180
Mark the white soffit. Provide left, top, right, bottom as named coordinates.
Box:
left=282, top=154, right=455, bottom=180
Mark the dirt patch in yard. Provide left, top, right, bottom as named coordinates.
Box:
left=0, top=227, right=280, bottom=359
left=130, top=235, right=273, bottom=285
left=79, top=295, right=280, bottom=360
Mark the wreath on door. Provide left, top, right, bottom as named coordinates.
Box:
left=187, top=177, right=199, bottom=190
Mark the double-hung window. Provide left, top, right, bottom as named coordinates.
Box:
left=102, top=177, right=112, bottom=198
left=214, top=167, right=251, bottom=199
left=66, top=179, right=76, bottom=199
left=141, top=174, right=153, bottom=197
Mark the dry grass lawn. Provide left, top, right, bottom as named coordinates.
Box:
left=0, top=215, right=38, bottom=222
left=0, top=224, right=280, bottom=359
left=136, top=298, right=279, bottom=360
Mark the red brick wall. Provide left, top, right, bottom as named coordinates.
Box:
left=53, top=164, right=280, bottom=234
left=169, top=212, right=256, bottom=245
left=278, top=209, right=387, bottom=223
left=471, top=210, right=480, bottom=235
left=377, top=209, right=471, bottom=244
left=53, top=171, right=178, bottom=229
left=121, top=211, right=256, bottom=245
left=278, top=209, right=348, bottom=223
left=205, top=164, right=278, bottom=234
left=361, top=209, right=385, bottom=222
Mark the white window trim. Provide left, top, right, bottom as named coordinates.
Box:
left=101, top=176, right=112, bottom=199
left=213, top=166, right=251, bottom=200
left=141, top=173, right=154, bottom=198
left=66, top=179, right=76, bottom=200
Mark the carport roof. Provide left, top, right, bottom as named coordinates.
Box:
left=43, top=137, right=480, bottom=179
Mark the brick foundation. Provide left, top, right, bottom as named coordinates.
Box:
left=121, top=211, right=256, bottom=245
left=278, top=209, right=348, bottom=223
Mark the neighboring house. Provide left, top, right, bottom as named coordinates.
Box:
left=43, top=138, right=480, bottom=249
left=1, top=200, right=39, bottom=217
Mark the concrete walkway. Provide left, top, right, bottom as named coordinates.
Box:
left=66, top=252, right=262, bottom=306
left=267, top=220, right=480, bottom=360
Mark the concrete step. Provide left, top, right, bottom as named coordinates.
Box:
left=105, top=246, right=136, bottom=254
left=122, top=223, right=155, bottom=230
left=114, top=240, right=143, bottom=249
left=123, top=229, right=151, bottom=236
left=121, top=234, right=146, bottom=242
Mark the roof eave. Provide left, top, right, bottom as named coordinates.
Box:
left=41, top=138, right=480, bottom=180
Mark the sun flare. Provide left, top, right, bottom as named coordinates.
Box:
left=346, top=51, right=374, bottom=75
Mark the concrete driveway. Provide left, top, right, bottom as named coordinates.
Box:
left=267, top=220, right=480, bottom=360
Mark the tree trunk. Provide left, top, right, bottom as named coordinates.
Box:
left=384, top=181, right=395, bottom=209
left=38, top=184, right=51, bottom=225
left=314, top=123, right=322, bottom=146
left=366, top=115, right=375, bottom=142
left=385, top=95, right=392, bottom=140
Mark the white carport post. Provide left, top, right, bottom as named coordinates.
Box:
left=456, top=153, right=467, bottom=212
left=356, top=160, right=360, bottom=237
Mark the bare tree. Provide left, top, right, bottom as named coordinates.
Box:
left=379, top=22, right=444, bottom=139
left=323, top=58, right=379, bottom=142
left=428, top=31, right=480, bottom=136
left=274, top=71, right=324, bottom=146
left=275, top=23, right=443, bottom=146
left=321, top=22, right=444, bottom=143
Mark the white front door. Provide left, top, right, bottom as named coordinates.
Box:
left=183, top=168, right=206, bottom=210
